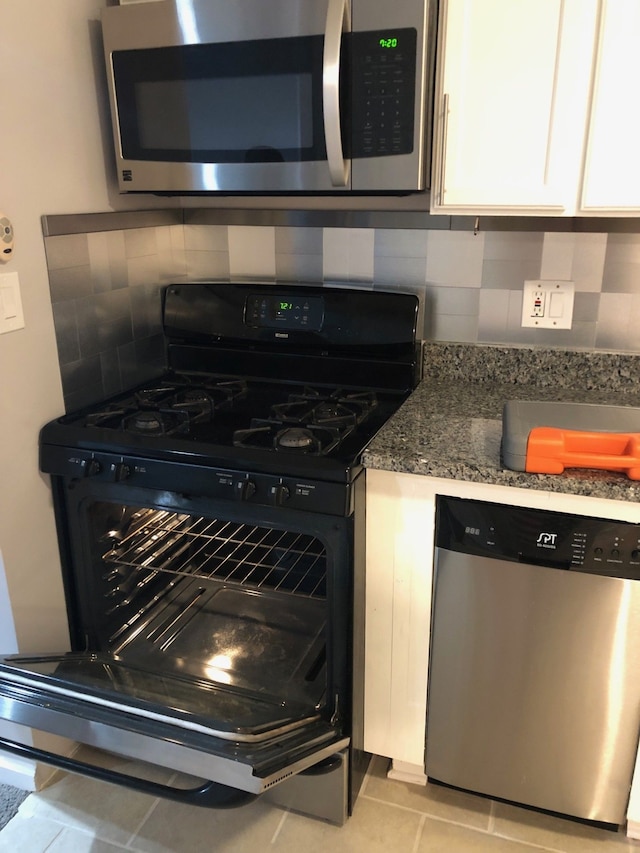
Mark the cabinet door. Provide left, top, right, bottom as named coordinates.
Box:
left=580, top=0, right=640, bottom=214
left=431, top=0, right=597, bottom=215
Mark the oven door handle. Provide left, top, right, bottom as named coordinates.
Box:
left=323, top=0, right=351, bottom=187
left=0, top=735, right=256, bottom=809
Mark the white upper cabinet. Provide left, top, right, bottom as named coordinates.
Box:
left=580, top=0, right=640, bottom=214
left=430, top=0, right=638, bottom=216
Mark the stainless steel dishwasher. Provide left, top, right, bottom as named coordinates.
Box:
left=426, top=496, right=640, bottom=826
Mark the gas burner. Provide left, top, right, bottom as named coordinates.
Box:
left=121, top=408, right=191, bottom=436
left=233, top=421, right=343, bottom=455
left=168, top=376, right=248, bottom=406
left=276, top=428, right=317, bottom=450
left=270, top=388, right=377, bottom=430
left=132, top=412, right=165, bottom=432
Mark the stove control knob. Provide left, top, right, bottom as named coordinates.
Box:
left=271, top=483, right=291, bottom=506
left=113, top=461, right=132, bottom=482
left=235, top=479, right=257, bottom=500
left=84, top=458, right=102, bottom=478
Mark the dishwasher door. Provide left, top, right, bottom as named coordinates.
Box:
left=426, top=497, right=640, bottom=826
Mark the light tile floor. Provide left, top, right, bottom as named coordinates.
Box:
left=0, top=748, right=638, bottom=853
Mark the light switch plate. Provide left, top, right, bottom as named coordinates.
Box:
left=0, top=271, right=25, bottom=334
left=521, top=280, right=574, bottom=329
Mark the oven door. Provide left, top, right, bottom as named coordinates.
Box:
left=0, top=653, right=348, bottom=805
left=0, top=483, right=353, bottom=807
left=102, top=0, right=352, bottom=194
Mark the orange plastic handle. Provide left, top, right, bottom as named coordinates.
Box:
left=525, top=427, right=640, bottom=479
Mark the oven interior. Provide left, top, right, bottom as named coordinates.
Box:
left=51, top=496, right=338, bottom=736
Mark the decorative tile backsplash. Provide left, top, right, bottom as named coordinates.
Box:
left=44, top=225, right=185, bottom=411
left=44, top=218, right=640, bottom=411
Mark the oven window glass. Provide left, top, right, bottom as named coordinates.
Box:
left=76, top=502, right=329, bottom=711
left=112, top=36, right=328, bottom=163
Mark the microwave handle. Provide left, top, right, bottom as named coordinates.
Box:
left=323, top=0, right=351, bottom=187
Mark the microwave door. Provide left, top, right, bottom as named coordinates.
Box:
left=103, top=0, right=351, bottom=194
left=0, top=653, right=349, bottom=803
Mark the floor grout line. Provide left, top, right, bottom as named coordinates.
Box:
left=358, top=793, right=586, bottom=853
left=270, top=808, right=289, bottom=845
left=40, top=823, right=65, bottom=853
left=487, top=798, right=496, bottom=833
left=125, top=794, right=161, bottom=849
left=411, top=813, right=427, bottom=853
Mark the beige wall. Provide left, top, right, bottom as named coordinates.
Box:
left=0, top=1, right=179, bottom=787
left=0, top=0, right=115, bottom=785
left=0, top=0, right=106, bottom=656
left=0, top=1, right=172, bottom=663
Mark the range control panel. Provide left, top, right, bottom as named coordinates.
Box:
left=436, top=496, right=640, bottom=581
left=350, top=28, right=417, bottom=159
left=41, top=445, right=352, bottom=517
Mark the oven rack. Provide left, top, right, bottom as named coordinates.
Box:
left=103, top=509, right=327, bottom=598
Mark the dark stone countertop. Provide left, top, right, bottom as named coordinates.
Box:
left=362, top=343, right=640, bottom=503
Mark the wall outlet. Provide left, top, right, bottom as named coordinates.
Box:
left=521, top=280, right=574, bottom=329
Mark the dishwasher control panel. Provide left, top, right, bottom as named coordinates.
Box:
left=436, top=496, right=640, bottom=580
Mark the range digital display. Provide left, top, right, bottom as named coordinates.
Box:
left=245, top=294, right=324, bottom=332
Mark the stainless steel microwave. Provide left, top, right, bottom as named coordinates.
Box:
left=101, top=0, right=435, bottom=195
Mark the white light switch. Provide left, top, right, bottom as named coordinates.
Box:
left=0, top=271, right=25, bottom=334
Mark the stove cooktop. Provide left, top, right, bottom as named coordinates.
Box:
left=41, top=283, right=420, bottom=486
left=44, top=371, right=407, bottom=478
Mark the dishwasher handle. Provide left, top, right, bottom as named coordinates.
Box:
left=0, top=735, right=256, bottom=809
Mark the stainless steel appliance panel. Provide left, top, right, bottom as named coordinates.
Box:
left=350, top=0, right=434, bottom=191
left=426, top=502, right=640, bottom=825
left=101, top=0, right=432, bottom=194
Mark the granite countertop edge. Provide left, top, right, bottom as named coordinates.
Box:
left=362, top=343, right=640, bottom=503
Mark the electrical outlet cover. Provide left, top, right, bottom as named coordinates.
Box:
left=521, top=280, right=574, bottom=329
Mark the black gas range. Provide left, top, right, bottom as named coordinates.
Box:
left=0, top=282, right=420, bottom=824
left=40, top=282, right=421, bottom=514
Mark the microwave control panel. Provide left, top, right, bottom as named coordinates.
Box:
left=349, top=28, right=417, bottom=159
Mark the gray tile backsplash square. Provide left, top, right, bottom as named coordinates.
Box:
left=481, top=258, right=543, bottom=289
left=482, top=230, right=544, bottom=261
left=44, top=218, right=640, bottom=412
left=601, top=234, right=640, bottom=293
left=45, top=233, right=91, bottom=270
left=45, top=225, right=169, bottom=410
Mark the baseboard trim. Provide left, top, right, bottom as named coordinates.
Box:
left=0, top=754, right=37, bottom=791
left=387, top=759, right=427, bottom=786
